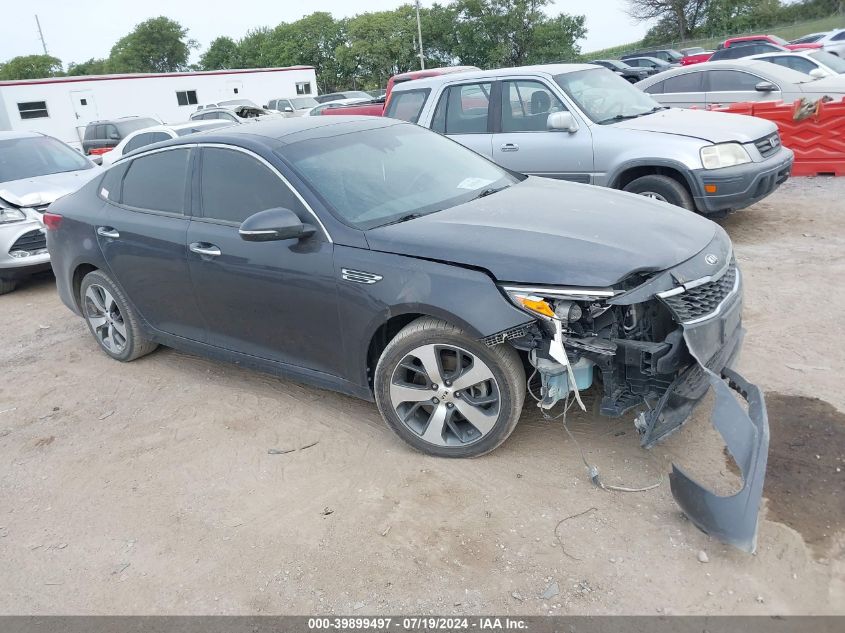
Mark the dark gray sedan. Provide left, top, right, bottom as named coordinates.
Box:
left=46, top=117, right=768, bottom=551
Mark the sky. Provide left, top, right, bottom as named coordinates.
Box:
left=0, top=0, right=651, bottom=66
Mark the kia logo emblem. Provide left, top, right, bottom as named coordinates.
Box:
left=704, top=254, right=719, bottom=265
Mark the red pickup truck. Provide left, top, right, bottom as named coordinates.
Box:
left=320, top=66, right=478, bottom=118
left=719, top=34, right=822, bottom=51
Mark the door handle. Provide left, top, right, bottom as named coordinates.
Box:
left=189, top=242, right=221, bottom=257
left=96, top=226, right=120, bottom=239
left=500, top=143, right=519, bottom=152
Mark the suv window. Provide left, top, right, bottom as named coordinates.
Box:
left=199, top=148, right=304, bottom=224
left=123, top=131, right=171, bottom=155
left=643, top=80, right=664, bottom=94
left=121, top=149, right=190, bottom=214
left=104, top=124, right=119, bottom=141
left=662, top=72, right=704, bottom=93
left=707, top=70, right=767, bottom=92
left=431, top=82, right=492, bottom=135
left=763, top=55, right=817, bottom=75
left=500, top=80, right=565, bottom=132
left=384, top=89, right=430, bottom=123
left=832, top=31, right=845, bottom=42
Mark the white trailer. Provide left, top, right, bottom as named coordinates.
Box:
left=0, top=66, right=317, bottom=150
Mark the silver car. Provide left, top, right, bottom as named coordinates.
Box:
left=265, top=96, right=319, bottom=116
left=636, top=59, right=845, bottom=108
left=0, top=132, right=100, bottom=294
left=792, top=28, right=845, bottom=57
left=386, top=64, right=793, bottom=217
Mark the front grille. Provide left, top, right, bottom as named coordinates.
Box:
left=660, top=260, right=739, bottom=324
left=9, top=229, right=47, bottom=253
left=754, top=133, right=781, bottom=158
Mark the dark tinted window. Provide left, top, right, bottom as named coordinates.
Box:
left=644, top=80, right=664, bottom=94
left=763, top=55, right=817, bottom=75
left=707, top=70, right=767, bottom=92
left=121, top=149, right=190, bottom=213
left=384, top=89, right=430, bottom=123
left=431, top=83, right=492, bottom=135
left=199, top=148, right=304, bottom=224
left=84, top=125, right=97, bottom=140
left=501, top=80, right=566, bottom=132
left=99, top=163, right=128, bottom=202
left=662, top=72, right=704, bottom=93
left=176, top=90, right=198, bottom=106
left=123, top=131, right=171, bottom=154
left=17, top=101, right=49, bottom=119
left=104, top=124, right=119, bottom=140
left=833, top=31, right=845, bottom=42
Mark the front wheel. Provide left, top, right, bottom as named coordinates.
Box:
left=623, top=174, right=694, bottom=211
left=374, top=317, right=526, bottom=458
left=0, top=279, right=17, bottom=295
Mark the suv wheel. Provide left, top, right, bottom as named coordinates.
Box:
left=0, top=278, right=17, bottom=295
left=80, top=270, right=158, bottom=362
left=374, top=317, right=526, bottom=458
left=623, top=174, right=694, bottom=210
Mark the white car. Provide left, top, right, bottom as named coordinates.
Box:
left=752, top=49, right=845, bottom=78
left=791, top=29, right=845, bottom=57
left=304, top=98, right=371, bottom=116
left=265, top=96, right=319, bottom=117
left=101, top=120, right=235, bottom=167
left=1, top=131, right=99, bottom=294
left=196, top=98, right=261, bottom=110
left=189, top=105, right=283, bottom=124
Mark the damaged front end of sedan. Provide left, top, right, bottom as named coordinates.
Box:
left=495, top=231, right=769, bottom=553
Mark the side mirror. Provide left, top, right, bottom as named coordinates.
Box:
left=809, top=68, right=826, bottom=79
left=755, top=81, right=777, bottom=92
left=283, top=106, right=294, bottom=113
left=239, top=207, right=315, bottom=242
left=547, top=111, right=579, bottom=133
left=108, top=131, right=120, bottom=140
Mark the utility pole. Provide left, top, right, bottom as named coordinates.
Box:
left=35, top=15, right=48, bottom=55
left=415, top=0, right=425, bottom=70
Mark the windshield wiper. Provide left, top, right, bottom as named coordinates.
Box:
left=377, top=212, right=425, bottom=228
left=598, top=106, right=668, bottom=125
left=472, top=185, right=510, bottom=200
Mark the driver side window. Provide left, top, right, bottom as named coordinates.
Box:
left=199, top=147, right=305, bottom=224
left=500, top=80, right=566, bottom=133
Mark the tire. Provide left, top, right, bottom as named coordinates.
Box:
left=374, top=316, right=526, bottom=458
left=79, top=270, right=158, bottom=362
left=0, top=279, right=17, bottom=295
left=623, top=174, right=694, bottom=211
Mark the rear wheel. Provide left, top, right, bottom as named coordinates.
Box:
left=79, top=270, right=158, bottom=362
left=0, top=279, right=17, bottom=295
left=374, top=317, right=526, bottom=458
left=623, top=174, right=694, bottom=211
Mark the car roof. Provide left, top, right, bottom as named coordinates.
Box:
left=0, top=130, right=43, bottom=140
left=390, top=63, right=597, bottom=92
left=636, top=58, right=814, bottom=87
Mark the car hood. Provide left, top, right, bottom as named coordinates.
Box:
left=0, top=168, right=100, bottom=208
left=799, top=76, right=845, bottom=93
left=610, top=108, right=776, bottom=143
left=365, top=177, right=716, bottom=287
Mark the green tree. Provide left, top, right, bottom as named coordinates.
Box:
left=525, top=14, right=587, bottom=64
left=626, top=0, right=709, bottom=40
left=200, top=36, right=239, bottom=70
left=234, top=27, right=272, bottom=68
left=108, top=16, right=195, bottom=73
left=0, top=54, right=63, bottom=80
left=66, top=58, right=108, bottom=76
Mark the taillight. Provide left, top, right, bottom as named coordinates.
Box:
left=88, top=147, right=112, bottom=156
left=43, top=212, right=63, bottom=230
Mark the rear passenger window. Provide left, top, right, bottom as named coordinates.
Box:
left=121, top=149, right=190, bottom=214
left=123, top=132, right=170, bottom=154
left=662, top=72, right=703, bottom=93
left=199, top=148, right=304, bottom=224
left=384, top=89, right=430, bottom=123
left=99, top=163, right=128, bottom=202
left=644, top=80, right=664, bottom=94
left=432, top=83, right=492, bottom=135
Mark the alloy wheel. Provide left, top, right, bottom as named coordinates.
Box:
left=639, top=191, right=669, bottom=202
left=388, top=343, right=501, bottom=447
left=84, top=284, right=128, bottom=354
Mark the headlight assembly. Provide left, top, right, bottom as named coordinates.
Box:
left=0, top=208, right=26, bottom=224
left=700, top=143, right=752, bottom=170
left=501, top=286, right=613, bottom=322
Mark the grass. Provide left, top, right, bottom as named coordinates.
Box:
left=582, top=14, right=845, bottom=60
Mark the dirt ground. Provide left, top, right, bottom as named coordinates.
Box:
left=0, top=177, right=843, bottom=615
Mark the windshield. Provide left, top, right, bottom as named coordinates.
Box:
left=770, top=35, right=789, bottom=46
left=794, top=34, right=824, bottom=44
left=117, top=117, right=160, bottom=134
left=810, top=50, right=845, bottom=73
left=0, top=135, right=92, bottom=183
left=554, top=68, right=663, bottom=124
left=280, top=123, right=518, bottom=230
left=291, top=97, right=318, bottom=109
left=219, top=99, right=259, bottom=107
left=344, top=91, right=373, bottom=100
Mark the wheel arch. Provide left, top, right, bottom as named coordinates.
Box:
left=609, top=160, right=698, bottom=199
left=71, top=262, right=100, bottom=312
